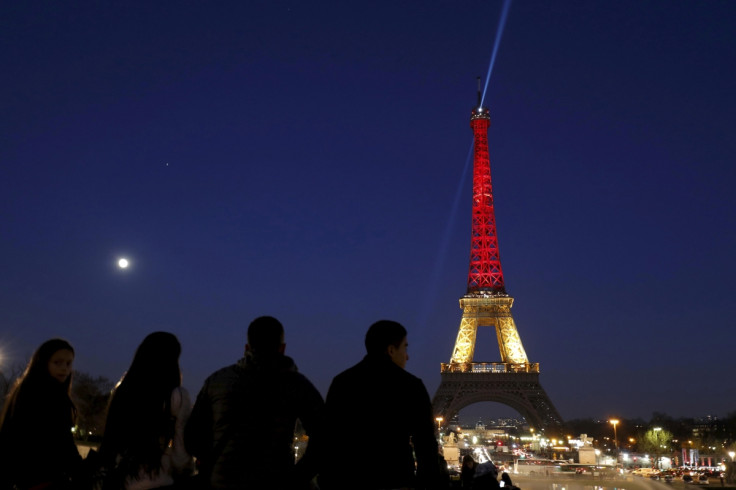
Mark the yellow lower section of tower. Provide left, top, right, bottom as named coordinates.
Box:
left=449, top=295, right=530, bottom=366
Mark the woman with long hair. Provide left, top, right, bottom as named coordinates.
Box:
left=0, top=338, right=82, bottom=489
left=100, top=331, right=193, bottom=489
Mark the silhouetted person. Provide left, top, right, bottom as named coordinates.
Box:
left=472, top=460, right=499, bottom=490
left=501, top=472, right=517, bottom=490
left=461, top=455, right=477, bottom=489
left=0, top=339, right=82, bottom=490
left=438, top=450, right=451, bottom=489
left=318, top=320, right=441, bottom=490
left=185, top=316, right=324, bottom=489
left=100, top=331, right=194, bottom=488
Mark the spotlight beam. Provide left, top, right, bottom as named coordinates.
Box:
left=480, top=0, right=513, bottom=107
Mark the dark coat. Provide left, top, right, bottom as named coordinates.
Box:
left=472, top=462, right=500, bottom=490
left=0, top=379, right=81, bottom=489
left=460, top=463, right=476, bottom=489
left=318, top=354, right=441, bottom=490
left=184, top=353, right=324, bottom=490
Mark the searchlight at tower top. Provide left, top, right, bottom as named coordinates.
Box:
left=471, top=76, right=491, bottom=122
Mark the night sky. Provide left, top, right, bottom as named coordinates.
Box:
left=2, top=1, right=735, bottom=422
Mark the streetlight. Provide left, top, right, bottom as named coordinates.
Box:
left=435, top=416, right=444, bottom=430
left=729, top=451, right=735, bottom=461
left=653, top=427, right=663, bottom=469
left=609, top=419, right=619, bottom=450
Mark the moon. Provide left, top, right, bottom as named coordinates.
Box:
left=117, top=258, right=130, bottom=269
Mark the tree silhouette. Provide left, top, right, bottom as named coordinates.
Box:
left=0, top=361, right=26, bottom=412
left=71, top=371, right=114, bottom=441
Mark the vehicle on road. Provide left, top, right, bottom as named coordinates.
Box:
left=513, top=458, right=561, bottom=475
left=632, top=468, right=659, bottom=477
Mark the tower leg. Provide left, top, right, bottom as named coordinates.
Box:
left=495, top=314, right=528, bottom=365
left=450, top=317, right=478, bottom=364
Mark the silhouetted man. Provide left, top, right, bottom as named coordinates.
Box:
left=185, top=316, right=324, bottom=489
left=319, top=320, right=441, bottom=490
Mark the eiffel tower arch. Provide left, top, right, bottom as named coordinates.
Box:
left=432, top=295, right=563, bottom=429
left=432, top=83, right=563, bottom=431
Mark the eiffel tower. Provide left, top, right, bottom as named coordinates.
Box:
left=432, top=84, right=563, bottom=431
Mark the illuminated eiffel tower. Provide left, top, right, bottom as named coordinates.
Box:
left=432, top=84, right=563, bottom=431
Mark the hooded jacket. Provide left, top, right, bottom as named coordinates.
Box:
left=184, top=352, right=324, bottom=489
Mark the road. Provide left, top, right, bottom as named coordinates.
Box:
left=510, top=474, right=731, bottom=490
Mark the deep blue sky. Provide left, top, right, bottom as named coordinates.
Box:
left=2, top=1, right=735, bottom=422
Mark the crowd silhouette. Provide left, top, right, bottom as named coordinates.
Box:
left=0, top=317, right=505, bottom=490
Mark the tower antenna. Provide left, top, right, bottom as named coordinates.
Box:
left=476, top=76, right=482, bottom=107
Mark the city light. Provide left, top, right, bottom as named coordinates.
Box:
left=609, top=419, right=619, bottom=450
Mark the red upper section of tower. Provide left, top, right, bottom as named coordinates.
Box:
left=467, top=105, right=506, bottom=295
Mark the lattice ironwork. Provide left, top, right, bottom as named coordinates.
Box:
left=467, top=107, right=505, bottom=294
left=449, top=296, right=528, bottom=365
left=431, top=97, right=563, bottom=431
left=433, top=371, right=563, bottom=430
